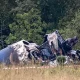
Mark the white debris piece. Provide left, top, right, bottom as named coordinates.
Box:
left=48, top=60, right=58, bottom=66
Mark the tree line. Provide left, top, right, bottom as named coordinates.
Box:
left=0, top=0, right=80, bottom=49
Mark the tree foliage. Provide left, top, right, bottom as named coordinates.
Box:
left=0, top=0, right=80, bottom=49
left=6, top=8, right=46, bottom=45
left=0, top=0, right=17, bottom=49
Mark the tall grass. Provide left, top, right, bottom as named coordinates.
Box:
left=0, top=65, right=80, bottom=80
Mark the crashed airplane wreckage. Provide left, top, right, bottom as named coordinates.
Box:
left=0, top=30, right=80, bottom=65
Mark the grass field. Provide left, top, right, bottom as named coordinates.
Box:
left=0, top=65, right=80, bottom=80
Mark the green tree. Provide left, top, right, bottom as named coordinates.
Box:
left=0, top=0, right=17, bottom=49
left=58, top=10, right=80, bottom=49
left=6, top=8, right=47, bottom=45
left=40, top=0, right=80, bottom=28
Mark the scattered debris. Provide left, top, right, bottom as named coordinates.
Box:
left=0, top=30, right=80, bottom=66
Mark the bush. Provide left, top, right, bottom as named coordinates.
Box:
left=57, top=56, right=66, bottom=65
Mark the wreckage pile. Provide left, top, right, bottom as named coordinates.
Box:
left=0, top=30, right=80, bottom=66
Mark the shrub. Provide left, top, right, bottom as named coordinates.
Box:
left=57, top=56, right=66, bottom=65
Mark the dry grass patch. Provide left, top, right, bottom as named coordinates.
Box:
left=0, top=65, right=80, bottom=80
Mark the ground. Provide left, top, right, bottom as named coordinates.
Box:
left=0, top=65, right=80, bottom=80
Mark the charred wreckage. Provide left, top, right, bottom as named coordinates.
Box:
left=0, top=30, right=80, bottom=66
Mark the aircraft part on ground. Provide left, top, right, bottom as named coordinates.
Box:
left=0, top=30, right=79, bottom=65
